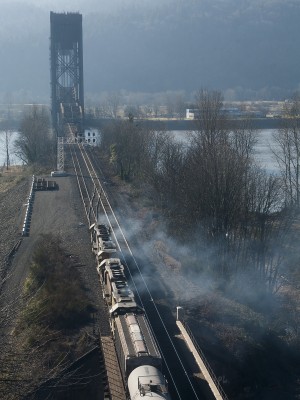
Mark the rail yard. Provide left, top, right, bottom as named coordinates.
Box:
left=2, top=8, right=299, bottom=400
left=65, top=139, right=212, bottom=399
left=0, top=139, right=222, bottom=400
left=1, top=12, right=217, bottom=400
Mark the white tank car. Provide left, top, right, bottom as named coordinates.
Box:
left=128, top=365, right=171, bottom=399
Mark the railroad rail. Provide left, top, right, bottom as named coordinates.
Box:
left=65, top=138, right=221, bottom=400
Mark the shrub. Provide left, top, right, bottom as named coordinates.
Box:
left=22, top=234, right=92, bottom=331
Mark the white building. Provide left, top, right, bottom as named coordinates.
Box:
left=186, top=109, right=200, bottom=119
left=84, top=128, right=101, bottom=145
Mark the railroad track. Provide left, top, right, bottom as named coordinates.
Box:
left=66, top=140, right=205, bottom=400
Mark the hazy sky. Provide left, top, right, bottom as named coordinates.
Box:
left=0, top=0, right=158, bottom=13
left=1, top=0, right=98, bottom=12
left=0, top=0, right=299, bottom=101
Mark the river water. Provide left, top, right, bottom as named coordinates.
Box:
left=254, top=129, right=279, bottom=173
left=0, top=131, right=21, bottom=167
left=0, top=129, right=279, bottom=173
left=172, top=129, right=279, bottom=174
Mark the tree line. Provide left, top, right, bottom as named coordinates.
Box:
left=100, top=89, right=300, bottom=294
left=1, top=105, right=56, bottom=170
left=5, top=92, right=300, bottom=294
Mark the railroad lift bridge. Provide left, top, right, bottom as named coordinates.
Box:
left=50, top=11, right=85, bottom=173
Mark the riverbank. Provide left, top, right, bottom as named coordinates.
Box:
left=85, top=117, right=284, bottom=131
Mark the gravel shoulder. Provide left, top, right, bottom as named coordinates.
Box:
left=0, top=177, right=30, bottom=277
left=0, top=171, right=110, bottom=336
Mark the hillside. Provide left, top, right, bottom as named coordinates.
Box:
left=0, top=0, right=300, bottom=100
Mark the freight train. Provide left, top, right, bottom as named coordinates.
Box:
left=90, top=221, right=171, bottom=400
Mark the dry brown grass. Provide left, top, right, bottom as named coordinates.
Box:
left=154, top=240, right=182, bottom=272
left=0, top=166, right=29, bottom=193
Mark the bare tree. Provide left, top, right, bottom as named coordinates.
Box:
left=231, top=117, right=258, bottom=161
left=101, top=119, right=170, bottom=184
left=99, top=89, right=289, bottom=292
left=15, top=106, right=56, bottom=167
left=164, top=91, right=186, bottom=118
left=0, top=130, right=13, bottom=170
left=152, top=101, right=160, bottom=118
left=102, top=120, right=142, bottom=180
left=105, top=92, right=122, bottom=118
left=124, top=104, right=143, bottom=120
left=165, top=91, right=175, bottom=117
left=174, top=92, right=186, bottom=119
left=168, top=90, right=285, bottom=288
left=151, top=138, right=185, bottom=212
left=194, top=89, right=229, bottom=146
left=142, top=129, right=173, bottom=184
left=0, top=97, right=15, bottom=170
left=5, top=131, right=11, bottom=170
left=272, top=93, right=300, bottom=207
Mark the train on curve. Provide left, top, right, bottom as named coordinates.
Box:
left=89, top=221, right=171, bottom=400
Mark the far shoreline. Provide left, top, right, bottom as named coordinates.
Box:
left=85, top=117, right=285, bottom=131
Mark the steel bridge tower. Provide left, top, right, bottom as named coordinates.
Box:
left=50, top=12, right=84, bottom=139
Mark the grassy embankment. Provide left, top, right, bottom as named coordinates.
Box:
left=8, top=235, right=95, bottom=398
